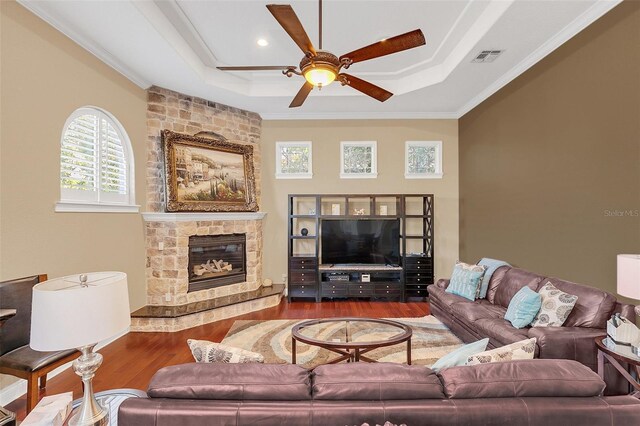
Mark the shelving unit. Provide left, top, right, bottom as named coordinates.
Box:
left=287, top=194, right=434, bottom=302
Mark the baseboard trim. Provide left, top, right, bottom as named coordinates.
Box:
left=0, top=328, right=129, bottom=406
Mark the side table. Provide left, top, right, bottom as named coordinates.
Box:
left=66, top=389, right=147, bottom=426
left=0, top=309, right=17, bottom=426
left=595, top=336, right=640, bottom=394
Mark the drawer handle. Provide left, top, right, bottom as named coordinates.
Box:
left=301, top=273, right=305, bottom=276
left=386, top=291, right=390, bottom=294
left=301, top=291, right=305, bottom=294
left=386, top=285, right=390, bottom=288
left=332, top=285, right=336, bottom=289
left=417, top=278, right=421, bottom=281
left=301, top=266, right=305, bottom=269
left=301, top=278, right=305, bottom=281
left=417, top=266, right=421, bottom=269
left=417, top=274, right=421, bottom=276
left=359, top=291, right=363, bottom=294
left=359, top=285, right=363, bottom=289
left=301, top=286, right=305, bottom=288
left=332, top=291, right=336, bottom=294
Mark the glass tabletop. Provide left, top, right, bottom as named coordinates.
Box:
left=601, top=337, right=640, bottom=363
left=293, top=318, right=411, bottom=346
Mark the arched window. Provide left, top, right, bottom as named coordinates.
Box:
left=56, top=107, right=138, bottom=212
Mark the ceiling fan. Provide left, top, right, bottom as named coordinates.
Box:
left=217, top=0, right=426, bottom=108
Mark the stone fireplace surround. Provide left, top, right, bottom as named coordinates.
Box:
left=142, top=212, right=265, bottom=306
left=130, top=87, right=283, bottom=332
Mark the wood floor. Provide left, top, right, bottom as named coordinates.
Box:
left=6, top=299, right=429, bottom=420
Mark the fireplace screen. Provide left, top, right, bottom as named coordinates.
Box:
left=188, top=234, right=246, bottom=292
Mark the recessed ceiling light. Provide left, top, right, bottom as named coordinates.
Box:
left=257, top=39, right=269, bottom=47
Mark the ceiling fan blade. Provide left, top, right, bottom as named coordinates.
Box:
left=267, top=4, right=317, bottom=56
left=289, top=82, right=314, bottom=108
left=339, top=29, right=426, bottom=65
left=217, top=66, right=296, bottom=71
left=339, top=74, right=392, bottom=102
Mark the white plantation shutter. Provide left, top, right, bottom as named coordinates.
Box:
left=58, top=107, right=136, bottom=212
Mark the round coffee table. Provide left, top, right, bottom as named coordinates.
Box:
left=595, top=337, right=640, bottom=394
left=291, top=317, right=412, bottom=365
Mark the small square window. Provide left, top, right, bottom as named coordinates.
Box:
left=275, top=141, right=313, bottom=179
left=340, top=141, right=377, bottom=179
left=405, top=141, right=443, bottom=179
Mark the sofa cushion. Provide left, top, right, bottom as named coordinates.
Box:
left=473, top=318, right=530, bottom=346
left=187, top=339, right=264, bottom=363
left=485, top=265, right=511, bottom=304
left=438, top=359, right=605, bottom=398
left=450, top=302, right=503, bottom=322
left=445, top=262, right=486, bottom=301
left=430, top=338, right=489, bottom=372
left=148, top=363, right=311, bottom=400
left=543, top=277, right=616, bottom=328
left=504, top=286, right=542, bottom=329
left=493, top=268, right=546, bottom=308
left=531, top=282, right=579, bottom=327
left=466, top=338, right=537, bottom=365
left=311, top=363, right=444, bottom=400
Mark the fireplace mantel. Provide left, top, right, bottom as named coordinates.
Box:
left=142, top=212, right=267, bottom=222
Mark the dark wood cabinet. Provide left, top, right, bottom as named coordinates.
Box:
left=287, top=194, right=434, bottom=302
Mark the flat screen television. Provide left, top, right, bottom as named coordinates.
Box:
left=321, top=219, right=400, bottom=266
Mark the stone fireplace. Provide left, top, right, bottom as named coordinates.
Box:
left=131, top=87, right=281, bottom=332
left=188, top=234, right=246, bottom=292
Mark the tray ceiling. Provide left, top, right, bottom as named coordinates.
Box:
left=19, top=0, right=621, bottom=119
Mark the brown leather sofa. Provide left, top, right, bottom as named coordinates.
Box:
left=428, top=265, right=637, bottom=393
left=118, top=360, right=640, bottom=425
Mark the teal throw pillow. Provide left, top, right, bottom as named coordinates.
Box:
left=445, top=262, right=486, bottom=301
left=430, top=338, right=490, bottom=372
left=504, top=286, right=542, bottom=329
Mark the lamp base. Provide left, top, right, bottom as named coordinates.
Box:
left=69, top=345, right=108, bottom=426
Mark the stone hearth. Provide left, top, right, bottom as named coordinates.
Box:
left=132, top=212, right=280, bottom=332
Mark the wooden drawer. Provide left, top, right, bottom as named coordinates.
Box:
left=321, top=288, right=348, bottom=297
left=351, top=283, right=374, bottom=291
left=404, top=257, right=432, bottom=267
left=374, top=283, right=403, bottom=291
left=349, top=287, right=375, bottom=297
left=374, top=288, right=403, bottom=297
left=289, top=287, right=317, bottom=298
left=405, top=283, right=429, bottom=291
left=289, top=283, right=316, bottom=291
left=405, top=288, right=429, bottom=298
left=290, top=271, right=317, bottom=284
left=405, top=274, right=433, bottom=285
left=290, top=257, right=318, bottom=269
left=321, top=283, right=348, bottom=292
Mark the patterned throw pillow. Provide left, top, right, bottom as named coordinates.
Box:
left=531, top=282, right=578, bottom=327
left=504, top=286, right=542, bottom=329
left=466, top=338, right=537, bottom=365
left=187, top=339, right=264, bottom=363
left=445, top=262, right=487, bottom=301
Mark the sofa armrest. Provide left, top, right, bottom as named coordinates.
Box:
left=528, top=327, right=606, bottom=369
left=435, top=278, right=450, bottom=290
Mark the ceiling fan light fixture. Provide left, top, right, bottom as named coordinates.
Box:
left=304, top=66, right=336, bottom=86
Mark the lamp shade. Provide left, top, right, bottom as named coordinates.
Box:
left=617, top=254, right=640, bottom=301
left=30, top=272, right=130, bottom=351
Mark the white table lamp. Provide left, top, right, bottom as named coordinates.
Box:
left=617, top=254, right=640, bottom=317
left=30, top=272, right=130, bottom=426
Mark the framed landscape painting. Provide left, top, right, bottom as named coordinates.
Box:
left=162, top=130, right=258, bottom=212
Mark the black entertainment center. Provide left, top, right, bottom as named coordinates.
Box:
left=287, top=194, right=434, bottom=302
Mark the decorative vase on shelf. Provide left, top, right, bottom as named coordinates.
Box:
left=300, top=228, right=309, bottom=236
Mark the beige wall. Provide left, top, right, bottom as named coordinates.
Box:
left=459, top=2, right=640, bottom=298
left=261, top=119, right=459, bottom=285
left=0, top=2, right=148, bottom=311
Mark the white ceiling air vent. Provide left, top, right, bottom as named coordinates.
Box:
left=472, top=50, right=503, bottom=63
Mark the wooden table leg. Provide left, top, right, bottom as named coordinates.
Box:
left=597, top=350, right=605, bottom=380
left=292, top=336, right=297, bottom=364
left=407, top=339, right=412, bottom=365
left=354, top=348, right=360, bottom=362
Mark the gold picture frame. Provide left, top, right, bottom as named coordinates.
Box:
left=162, top=130, right=258, bottom=212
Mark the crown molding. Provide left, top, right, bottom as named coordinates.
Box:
left=18, top=0, right=151, bottom=89
left=260, top=111, right=459, bottom=121
left=456, top=0, right=622, bottom=118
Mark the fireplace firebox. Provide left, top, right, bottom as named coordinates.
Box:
left=188, top=234, right=246, bottom=292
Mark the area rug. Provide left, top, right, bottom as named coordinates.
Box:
left=221, top=316, right=463, bottom=368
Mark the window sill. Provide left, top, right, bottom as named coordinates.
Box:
left=339, top=173, right=378, bottom=179
left=404, top=173, right=444, bottom=179
left=275, top=173, right=313, bottom=179
left=55, top=201, right=140, bottom=213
